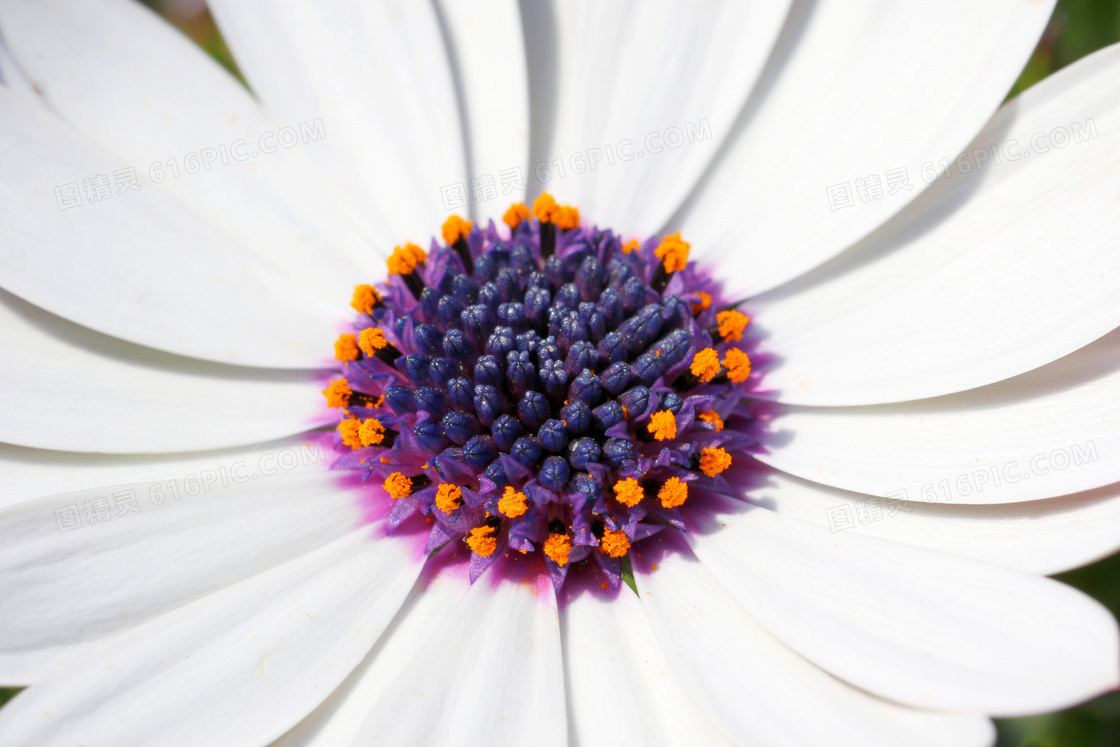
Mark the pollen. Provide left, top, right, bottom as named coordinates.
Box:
left=498, top=486, right=529, bottom=518
left=621, top=239, right=639, bottom=254
left=655, top=232, right=690, bottom=273
left=334, top=333, right=359, bottom=362
left=351, top=284, right=381, bottom=315
left=435, top=484, right=463, bottom=514
left=724, top=348, right=752, bottom=383
left=699, top=447, right=733, bottom=478
left=383, top=472, right=413, bottom=499
left=504, top=202, right=531, bottom=229
left=691, top=291, right=712, bottom=314
left=359, top=418, right=386, bottom=446
left=658, top=477, right=688, bottom=508
left=690, top=348, right=722, bottom=383
left=698, top=410, right=724, bottom=431
left=359, top=327, right=389, bottom=357
left=323, top=379, right=352, bottom=408
left=466, top=526, right=498, bottom=557
left=600, top=529, right=631, bottom=558
left=555, top=205, right=580, bottom=230
left=648, top=410, right=677, bottom=441
left=532, top=192, right=559, bottom=223
left=442, top=215, right=473, bottom=245
left=716, top=310, right=749, bottom=342
left=613, top=477, right=644, bottom=508
left=338, top=417, right=362, bottom=449
left=543, top=532, right=572, bottom=567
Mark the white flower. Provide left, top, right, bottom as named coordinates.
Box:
left=1, top=0, right=1119, bottom=745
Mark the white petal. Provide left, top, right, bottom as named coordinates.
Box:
left=276, top=554, right=471, bottom=747
left=0, top=528, right=421, bottom=747
left=758, top=326, right=1120, bottom=504
left=561, top=581, right=732, bottom=746
left=0, top=433, right=333, bottom=508
left=523, top=0, right=791, bottom=232
left=678, top=0, right=1055, bottom=297
left=352, top=559, right=567, bottom=746
left=0, top=291, right=329, bottom=453
left=753, top=463, right=1120, bottom=576
left=0, top=29, right=39, bottom=103
left=687, top=499, right=1120, bottom=715
left=434, top=0, right=529, bottom=223
left=0, top=0, right=391, bottom=306
left=208, top=0, right=466, bottom=243
left=0, top=87, right=338, bottom=369
left=0, top=469, right=367, bottom=683
left=753, top=43, right=1120, bottom=405
left=636, top=543, right=994, bottom=746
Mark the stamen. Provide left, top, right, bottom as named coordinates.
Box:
left=323, top=379, right=353, bottom=408
left=621, top=239, right=639, bottom=254
left=651, top=232, right=690, bottom=293
left=442, top=215, right=474, bottom=274
left=599, top=528, right=631, bottom=558
left=641, top=409, right=677, bottom=442
left=723, top=348, right=752, bottom=383
left=697, top=410, right=724, bottom=431
left=695, top=447, right=733, bottom=478
left=334, top=333, right=360, bottom=363
left=359, top=418, right=396, bottom=448
left=387, top=244, right=427, bottom=299
left=466, top=524, right=498, bottom=557
left=533, top=193, right=559, bottom=260
left=613, top=477, right=645, bottom=508
left=338, top=417, right=363, bottom=449
left=555, top=205, right=580, bottom=230
left=435, top=483, right=463, bottom=514
left=351, top=284, right=383, bottom=315
left=358, top=328, right=402, bottom=365
left=658, top=477, right=688, bottom=508
left=383, top=472, right=432, bottom=499
left=691, top=291, right=712, bottom=315
left=503, top=202, right=531, bottom=230
left=714, top=310, right=749, bottom=342
left=544, top=527, right=572, bottom=567
left=498, top=486, right=529, bottom=518
left=675, top=348, right=721, bottom=390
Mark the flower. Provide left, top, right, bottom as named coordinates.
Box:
left=0, top=2, right=1119, bottom=746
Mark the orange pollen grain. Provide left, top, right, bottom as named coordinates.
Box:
left=358, top=418, right=386, bottom=447
left=441, top=215, right=473, bottom=245
left=716, top=310, right=750, bottom=342
left=466, top=526, right=498, bottom=557
left=338, top=417, right=362, bottom=449
left=383, top=472, right=413, bottom=499
left=350, top=284, right=381, bottom=315
left=543, top=532, right=572, bottom=567
left=387, top=243, right=426, bottom=275
left=503, top=203, right=531, bottom=229
left=435, top=484, right=463, bottom=514
left=613, top=477, right=644, bottom=508
left=648, top=410, right=677, bottom=441
left=498, top=486, right=529, bottom=518
left=691, top=291, right=712, bottom=314
left=532, top=192, right=559, bottom=223
left=621, top=239, right=639, bottom=254
left=600, top=529, right=630, bottom=558
left=323, top=379, right=352, bottom=408
left=699, top=447, right=733, bottom=478
left=654, top=232, right=690, bottom=273
left=690, top=348, right=722, bottom=383
left=334, top=333, right=359, bottom=362
left=359, top=327, right=389, bottom=357
left=658, top=477, right=688, bottom=508
left=555, top=205, right=580, bottom=230
left=724, top=348, right=752, bottom=383
left=698, top=410, right=724, bottom=431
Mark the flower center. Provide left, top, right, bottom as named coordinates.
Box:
left=323, top=194, right=755, bottom=591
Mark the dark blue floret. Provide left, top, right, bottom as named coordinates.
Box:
left=463, top=435, right=498, bottom=468
left=538, top=419, right=568, bottom=453
left=539, top=456, right=570, bottom=491
left=442, top=410, right=481, bottom=445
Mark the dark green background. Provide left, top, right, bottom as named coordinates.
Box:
left=3, top=1, right=1120, bottom=744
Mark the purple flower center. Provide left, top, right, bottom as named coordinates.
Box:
left=324, top=196, right=757, bottom=591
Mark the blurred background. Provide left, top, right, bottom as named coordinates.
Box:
left=2, top=1, right=1120, bottom=744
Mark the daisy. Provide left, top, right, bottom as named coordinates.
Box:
left=1, top=0, right=1119, bottom=745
